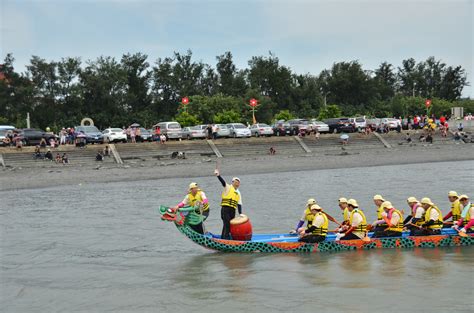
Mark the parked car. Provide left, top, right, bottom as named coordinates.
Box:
left=0, top=129, right=8, bottom=146
left=323, top=118, right=356, bottom=133
left=308, top=119, right=330, bottom=133
left=102, top=128, right=127, bottom=143
left=75, top=125, right=104, bottom=144
left=216, top=124, right=231, bottom=138
left=137, top=128, right=153, bottom=142
left=153, top=122, right=182, bottom=140
left=182, top=126, right=206, bottom=140
left=349, top=117, right=367, bottom=130
left=272, top=121, right=295, bottom=136
left=287, top=119, right=309, bottom=134
left=16, top=128, right=57, bottom=146
left=381, top=118, right=401, bottom=129
left=0, top=125, right=15, bottom=131
left=250, top=123, right=273, bottom=137
left=367, top=118, right=382, bottom=131
left=227, top=123, right=251, bottom=138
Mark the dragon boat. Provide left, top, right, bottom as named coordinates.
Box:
left=159, top=205, right=474, bottom=253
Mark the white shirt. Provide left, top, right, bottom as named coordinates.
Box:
left=428, top=207, right=439, bottom=221
left=390, top=211, right=401, bottom=225
left=312, top=214, right=325, bottom=228
left=414, top=206, right=425, bottom=219
left=350, top=212, right=365, bottom=239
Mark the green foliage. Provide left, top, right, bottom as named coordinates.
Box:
left=0, top=116, right=9, bottom=124
left=456, top=99, right=474, bottom=114
left=318, top=104, right=342, bottom=120
left=213, top=110, right=241, bottom=124
left=274, top=110, right=294, bottom=121
left=175, top=111, right=202, bottom=127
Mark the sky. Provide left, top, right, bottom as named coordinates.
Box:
left=1, top=0, right=473, bottom=97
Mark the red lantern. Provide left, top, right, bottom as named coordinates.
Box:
left=182, top=97, right=189, bottom=105
left=425, top=99, right=431, bottom=108
left=249, top=98, right=258, bottom=107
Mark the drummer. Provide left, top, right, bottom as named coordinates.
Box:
left=298, top=204, right=328, bottom=243
left=172, top=182, right=209, bottom=234
left=214, top=169, right=243, bottom=240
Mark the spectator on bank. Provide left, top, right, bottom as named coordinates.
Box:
left=59, top=128, right=67, bottom=145
left=62, top=153, right=69, bottom=164
left=154, top=126, right=161, bottom=141
left=14, top=134, right=22, bottom=149
left=39, top=136, right=47, bottom=148
left=96, top=150, right=104, bottom=161
left=130, top=127, right=136, bottom=143
left=426, top=133, right=433, bottom=144
left=206, top=124, right=212, bottom=139
left=458, top=123, right=464, bottom=132
left=104, top=145, right=110, bottom=157
left=55, top=153, right=62, bottom=163
left=405, top=133, right=412, bottom=144
left=34, top=146, right=42, bottom=159
left=160, top=134, right=166, bottom=144
left=44, top=149, right=53, bottom=161
left=49, top=138, right=56, bottom=148
left=212, top=124, right=218, bottom=140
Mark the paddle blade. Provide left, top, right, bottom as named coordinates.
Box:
left=362, top=236, right=371, bottom=243
left=457, top=231, right=468, bottom=237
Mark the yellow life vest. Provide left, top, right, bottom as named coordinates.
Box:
left=463, top=204, right=474, bottom=230
left=342, top=207, right=350, bottom=222
left=349, top=209, right=367, bottom=233
left=424, top=205, right=443, bottom=229
left=304, top=207, right=315, bottom=226
left=386, top=209, right=404, bottom=232
left=309, top=212, right=328, bottom=236
left=220, top=185, right=240, bottom=210
left=376, top=205, right=384, bottom=220
left=188, top=190, right=209, bottom=213
left=451, top=199, right=462, bottom=221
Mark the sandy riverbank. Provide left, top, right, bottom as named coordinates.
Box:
left=1, top=143, right=473, bottom=191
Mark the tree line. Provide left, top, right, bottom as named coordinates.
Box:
left=0, top=51, right=472, bottom=130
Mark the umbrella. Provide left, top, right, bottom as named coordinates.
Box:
left=340, top=134, right=349, bottom=140
left=130, top=123, right=140, bottom=128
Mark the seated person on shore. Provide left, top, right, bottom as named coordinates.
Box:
left=62, top=153, right=69, bottom=164
left=410, top=197, right=443, bottom=236
left=55, top=153, right=62, bottom=163
left=172, top=182, right=210, bottom=234
left=336, top=199, right=367, bottom=241
left=403, top=197, right=422, bottom=226
left=452, top=194, right=474, bottom=234
left=443, top=191, right=461, bottom=227
left=104, top=145, right=110, bottom=157
left=291, top=198, right=317, bottom=234
left=44, top=149, right=53, bottom=161
left=34, top=145, right=42, bottom=159
left=372, top=201, right=404, bottom=238
left=405, top=133, right=412, bottom=143
left=298, top=205, right=328, bottom=243
left=372, top=195, right=387, bottom=231
left=96, top=151, right=104, bottom=161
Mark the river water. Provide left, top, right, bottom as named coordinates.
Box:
left=1, top=161, right=473, bottom=312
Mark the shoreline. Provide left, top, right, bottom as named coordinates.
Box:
left=2, top=145, right=473, bottom=192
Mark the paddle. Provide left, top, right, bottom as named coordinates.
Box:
left=454, top=228, right=468, bottom=237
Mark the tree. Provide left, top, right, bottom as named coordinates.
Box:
left=213, top=110, right=241, bottom=124
left=175, top=111, right=202, bottom=127
left=274, top=109, right=294, bottom=121
left=374, top=62, right=396, bottom=101
left=318, top=104, right=341, bottom=120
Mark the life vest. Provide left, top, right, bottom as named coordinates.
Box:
left=342, top=207, right=350, bottom=222
left=349, top=209, right=367, bottom=233
left=451, top=199, right=462, bottom=221
left=221, top=185, right=240, bottom=210
left=188, top=190, right=209, bottom=213
left=424, top=205, right=443, bottom=229
left=386, top=209, right=404, bottom=232
left=304, top=207, right=315, bottom=226
left=463, top=204, right=474, bottom=230
left=376, top=205, right=384, bottom=220
left=309, top=212, right=328, bottom=236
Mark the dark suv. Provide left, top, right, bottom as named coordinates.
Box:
left=323, top=118, right=356, bottom=133
left=75, top=126, right=104, bottom=144
left=272, top=121, right=295, bottom=136
left=18, top=128, right=57, bottom=146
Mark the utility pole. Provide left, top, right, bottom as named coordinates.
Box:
left=26, top=112, right=30, bottom=128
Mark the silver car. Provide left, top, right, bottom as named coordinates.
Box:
left=227, top=123, right=251, bottom=138
left=308, top=120, right=330, bottom=133
left=250, top=123, right=273, bottom=137
left=182, top=126, right=206, bottom=140
left=216, top=124, right=231, bottom=138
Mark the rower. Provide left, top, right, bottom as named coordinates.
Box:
left=336, top=197, right=349, bottom=232
left=443, top=191, right=462, bottom=227
left=214, top=169, right=243, bottom=240
left=372, top=201, right=404, bottom=238
left=336, top=199, right=367, bottom=241
left=298, top=204, right=328, bottom=243
left=372, top=194, right=387, bottom=231
left=172, top=182, right=210, bottom=234
left=403, top=196, right=421, bottom=225
left=412, top=197, right=443, bottom=236
left=292, top=198, right=317, bottom=234
left=453, top=194, right=474, bottom=234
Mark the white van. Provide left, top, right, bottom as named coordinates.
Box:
left=153, top=122, right=182, bottom=140
left=349, top=117, right=367, bottom=130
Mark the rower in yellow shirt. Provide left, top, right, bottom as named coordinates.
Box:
left=443, top=191, right=462, bottom=227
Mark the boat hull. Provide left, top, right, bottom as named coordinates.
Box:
left=177, top=225, right=474, bottom=253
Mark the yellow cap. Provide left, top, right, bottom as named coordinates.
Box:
left=407, top=197, right=418, bottom=203
left=347, top=199, right=359, bottom=207
left=338, top=197, right=348, bottom=203
left=421, top=197, right=433, bottom=205
left=188, top=182, right=198, bottom=190
left=381, top=201, right=393, bottom=209
left=307, top=198, right=317, bottom=205
left=459, top=194, right=469, bottom=200
left=310, top=204, right=322, bottom=211
left=448, top=191, right=458, bottom=197
left=373, top=194, right=385, bottom=201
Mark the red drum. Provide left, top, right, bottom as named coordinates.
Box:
left=230, top=214, right=253, bottom=241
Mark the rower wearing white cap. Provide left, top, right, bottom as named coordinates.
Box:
left=372, top=194, right=387, bottom=231
left=291, top=198, right=317, bottom=234
left=411, top=197, right=443, bottom=236
left=214, top=169, right=243, bottom=240
left=453, top=194, right=474, bottom=233
left=336, top=199, right=367, bottom=241
left=372, top=201, right=404, bottom=238
left=298, top=204, right=328, bottom=243
left=443, top=191, right=462, bottom=226
left=404, top=197, right=424, bottom=229
left=172, top=182, right=210, bottom=234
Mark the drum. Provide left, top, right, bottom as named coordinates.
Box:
left=230, top=214, right=253, bottom=241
